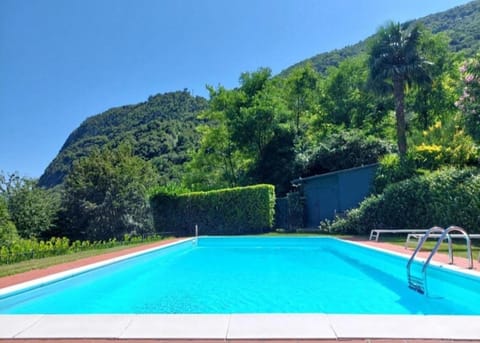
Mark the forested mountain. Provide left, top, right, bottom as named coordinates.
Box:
left=281, top=0, right=480, bottom=76
left=39, top=90, right=208, bottom=187
left=39, top=1, right=479, bottom=188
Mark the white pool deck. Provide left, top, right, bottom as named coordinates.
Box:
left=1, top=313, right=480, bottom=340
left=1, top=238, right=480, bottom=340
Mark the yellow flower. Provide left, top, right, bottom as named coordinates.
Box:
left=416, top=143, right=442, bottom=153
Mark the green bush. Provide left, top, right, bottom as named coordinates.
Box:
left=301, top=130, right=393, bottom=177
left=409, top=120, right=479, bottom=170
left=150, top=184, right=275, bottom=235
left=372, top=153, right=417, bottom=194
left=0, top=234, right=163, bottom=265
left=330, top=167, right=480, bottom=234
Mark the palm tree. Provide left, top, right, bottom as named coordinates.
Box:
left=368, top=22, right=431, bottom=155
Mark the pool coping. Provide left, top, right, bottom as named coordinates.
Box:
left=1, top=313, right=480, bottom=340
left=1, top=237, right=480, bottom=340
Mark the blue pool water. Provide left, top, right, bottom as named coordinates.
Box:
left=0, top=237, right=479, bottom=314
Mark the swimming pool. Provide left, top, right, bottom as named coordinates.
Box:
left=0, top=237, right=479, bottom=315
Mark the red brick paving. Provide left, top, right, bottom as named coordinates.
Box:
left=0, top=236, right=479, bottom=343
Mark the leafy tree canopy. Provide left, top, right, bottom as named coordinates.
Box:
left=0, top=172, right=59, bottom=239
left=0, top=196, right=18, bottom=246
left=61, top=144, right=159, bottom=241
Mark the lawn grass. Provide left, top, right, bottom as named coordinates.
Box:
left=376, top=235, right=480, bottom=259
left=0, top=240, right=165, bottom=278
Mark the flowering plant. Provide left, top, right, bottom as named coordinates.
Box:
left=455, top=55, right=480, bottom=140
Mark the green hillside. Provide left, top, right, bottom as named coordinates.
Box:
left=38, top=90, right=208, bottom=187
left=38, top=1, right=479, bottom=188
left=281, top=0, right=480, bottom=76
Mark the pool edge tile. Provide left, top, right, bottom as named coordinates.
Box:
left=0, top=315, right=43, bottom=338
left=14, top=314, right=134, bottom=338
left=121, top=314, right=230, bottom=339
left=227, top=314, right=337, bottom=339
left=2, top=314, right=480, bottom=340
left=327, top=314, right=480, bottom=340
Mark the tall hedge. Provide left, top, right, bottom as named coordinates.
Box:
left=330, top=167, right=480, bottom=234
left=150, top=184, right=275, bottom=235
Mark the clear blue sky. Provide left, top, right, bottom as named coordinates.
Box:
left=0, top=0, right=473, bottom=179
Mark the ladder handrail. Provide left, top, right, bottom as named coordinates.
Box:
left=406, top=225, right=473, bottom=296
left=406, top=226, right=444, bottom=272
left=422, top=225, right=473, bottom=271
left=406, top=226, right=444, bottom=295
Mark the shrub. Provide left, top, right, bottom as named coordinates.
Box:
left=301, top=130, right=393, bottom=177
left=372, top=153, right=417, bottom=194
left=0, top=234, right=164, bottom=265
left=330, top=167, right=480, bottom=234
left=150, top=184, right=275, bottom=235
left=409, top=120, right=479, bottom=171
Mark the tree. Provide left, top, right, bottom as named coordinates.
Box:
left=407, top=31, right=457, bottom=131
left=321, top=55, right=382, bottom=129
left=0, top=172, right=59, bottom=239
left=368, top=22, right=432, bottom=155
left=248, top=127, right=296, bottom=195
left=455, top=54, right=480, bottom=141
left=8, top=179, right=60, bottom=239
left=61, top=144, right=159, bottom=240
left=184, top=68, right=290, bottom=191
left=285, top=63, right=319, bottom=134
left=0, top=196, right=18, bottom=245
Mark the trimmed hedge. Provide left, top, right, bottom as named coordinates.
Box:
left=329, top=167, right=480, bottom=234
left=150, top=184, right=275, bottom=235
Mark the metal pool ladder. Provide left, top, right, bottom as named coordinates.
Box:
left=406, top=225, right=473, bottom=296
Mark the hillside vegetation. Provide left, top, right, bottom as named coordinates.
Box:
left=281, top=0, right=480, bottom=76
left=39, top=1, right=480, bottom=189
left=39, top=90, right=208, bottom=187
left=1, top=2, right=478, bottom=247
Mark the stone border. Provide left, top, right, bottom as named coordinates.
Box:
left=1, top=314, right=479, bottom=340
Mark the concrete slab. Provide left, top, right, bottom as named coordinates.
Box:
left=121, top=314, right=230, bottom=339
left=328, top=314, right=480, bottom=340
left=2, top=314, right=480, bottom=340
left=0, top=315, right=42, bottom=338
left=424, top=315, right=480, bottom=340
left=15, top=314, right=133, bottom=338
left=227, top=314, right=337, bottom=339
